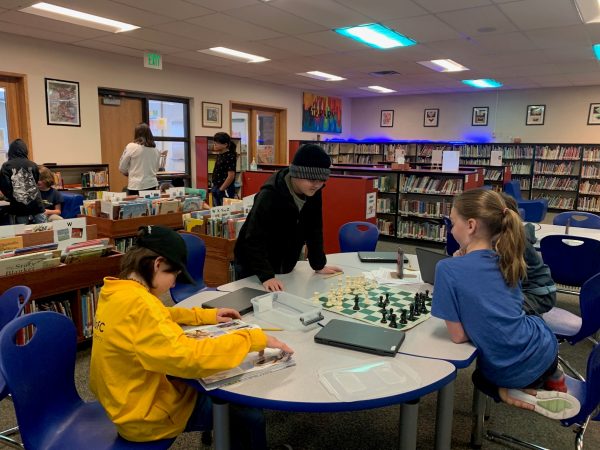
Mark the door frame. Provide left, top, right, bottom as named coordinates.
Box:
left=0, top=71, right=32, bottom=157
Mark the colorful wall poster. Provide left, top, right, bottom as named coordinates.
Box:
left=302, top=92, right=342, bottom=133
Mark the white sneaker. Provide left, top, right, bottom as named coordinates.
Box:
left=507, top=389, right=580, bottom=420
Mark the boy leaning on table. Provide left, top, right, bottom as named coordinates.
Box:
left=234, top=144, right=342, bottom=292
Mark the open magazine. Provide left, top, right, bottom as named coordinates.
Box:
left=184, top=320, right=295, bottom=390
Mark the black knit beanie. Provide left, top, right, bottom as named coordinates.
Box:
left=289, top=144, right=331, bottom=181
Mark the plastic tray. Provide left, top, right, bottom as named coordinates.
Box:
left=251, top=291, right=323, bottom=331
left=318, top=360, right=422, bottom=402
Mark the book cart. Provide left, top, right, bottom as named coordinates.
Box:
left=43, top=163, right=110, bottom=200
left=0, top=225, right=122, bottom=343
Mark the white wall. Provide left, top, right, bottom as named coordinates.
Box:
left=0, top=32, right=352, bottom=168
left=350, top=87, right=600, bottom=144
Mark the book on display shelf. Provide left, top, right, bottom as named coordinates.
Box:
left=184, top=320, right=295, bottom=390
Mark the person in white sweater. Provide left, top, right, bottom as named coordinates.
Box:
left=119, top=123, right=165, bottom=195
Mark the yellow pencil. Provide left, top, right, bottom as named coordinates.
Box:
left=323, top=271, right=344, bottom=279
left=261, top=327, right=284, bottom=331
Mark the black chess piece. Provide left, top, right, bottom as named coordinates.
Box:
left=353, top=295, right=360, bottom=311
left=413, top=300, right=421, bottom=317
left=389, top=313, right=398, bottom=329
left=420, top=298, right=429, bottom=314
left=389, top=307, right=394, bottom=318
left=380, top=309, right=387, bottom=324
left=400, top=309, right=408, bottom=325
left=408, top=304, right=415, bottom=321
left=378, top=295, right=384, bottom=308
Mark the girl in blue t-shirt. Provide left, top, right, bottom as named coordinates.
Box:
left=432, top=189, right=579, bottom=420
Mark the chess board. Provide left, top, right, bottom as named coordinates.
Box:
left=316, top=286, right=431, bottom=331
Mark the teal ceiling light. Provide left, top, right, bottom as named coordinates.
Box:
left=462, top=79, right=503, bottom=89
left=334, top=23, right=416, bottom=49
left=593, top=43, right=600, bottom=60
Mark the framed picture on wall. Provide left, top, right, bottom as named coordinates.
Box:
left=423, top=108, right=439, bottom=127
left=471, top=107, right=489, bottom=126
left=45, top=78, right=81, bottom=126
left=587, top=103, right=600, bottom=125
left=202, top=102, right=222, bottom=128
left=526, top=104, right=545, bottom=126
left=380, top=110, right=394, bottom=127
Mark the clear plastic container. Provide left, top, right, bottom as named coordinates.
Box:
left=251, top=292, right=324, bottom=331
left=318, top=360, right=422, bottom=402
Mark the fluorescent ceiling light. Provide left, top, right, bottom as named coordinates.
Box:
left=594, top=43, right=600, bottom=60
left=574, top=0, right=600, bottom=23
left=334, top=23, right=416, bottom=49
left=418, top=59, right=469, bottom=72
left=462, top=79, right=503, bottom=89
left=20, top=2, right=139, bottom=33
left=199, top=47, right=270, bottom=63
left=360, top=86, right=396, bottom=93
left=297, top=71, right=346, bottom=81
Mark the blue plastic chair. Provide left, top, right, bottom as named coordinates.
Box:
left=473, top=342, right=600, bottom=449
left=503, top=180, right=548, bottom=223
left=0, top=286, right=31, bottom=448
left=539, top=235, right=600, bottom=294
left=553, top=211, right=600, bottom=229
left=338, top=221, right=379, bottom=252
left=170, top=232, right=213, bottom=303
left=61, top=192, right=84, bottom=219
left=442, top=216, right=460, bottom=256
left=0, top=311, right=175, bottom=450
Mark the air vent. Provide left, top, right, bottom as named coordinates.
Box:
left=369, top=70, right=400, bottom=77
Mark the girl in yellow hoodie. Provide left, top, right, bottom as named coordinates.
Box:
left=90, top=225, right=293, bottom=448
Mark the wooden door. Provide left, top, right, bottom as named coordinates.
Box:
left=0, top=73, right=32, bottom=159
left=98, top=97, right=143, bottom=191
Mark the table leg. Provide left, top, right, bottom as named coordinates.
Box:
left=399, top=399, right=419, bottom=450
left=213, top=398, right=230, bottom=450
left=435, top=380, right=455, bottom=450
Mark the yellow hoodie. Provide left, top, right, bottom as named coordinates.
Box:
left=90, top=278, right=267, bottom=441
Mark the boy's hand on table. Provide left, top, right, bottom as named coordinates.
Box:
left=264, top=335, right=294, bottom=355
left=216, top=308, right=241, bottom=322
left=315, top=265, right=343, bottom=275
left=263, top=278, right=284, bottom=292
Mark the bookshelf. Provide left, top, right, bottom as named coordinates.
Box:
left=578, top=146, right=600, bottom=212
left=84, top=213, right=184, bottom=252
left=0, top=224, right=122, bottom=342
left=42, top=163, right=110, bottom=200
left=330, top=166, right=482, bottom=245
left=195, top=136, right=243, bottom=197
left=189, top=233, right=236, bottom=287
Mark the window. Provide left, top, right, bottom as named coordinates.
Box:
left=148, top=99, right=189, bottom=172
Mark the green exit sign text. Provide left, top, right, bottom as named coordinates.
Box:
left=144, top=52, right=162, bottom=70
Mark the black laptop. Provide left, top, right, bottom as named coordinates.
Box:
left=415, top=248, right=449, bottom=285
left=202, top=287, right=266, bottom=316
left=357, top=251, right=408, bottom=263
left=314, top=319, right=405, bottom=356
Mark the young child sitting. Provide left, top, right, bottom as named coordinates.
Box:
left=37, top=165, right=64, bottom=221
left=90, top=225, right=293, bottom=447
left=432, top=189, right=579, bottom=419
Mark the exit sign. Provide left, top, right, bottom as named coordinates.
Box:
left=144, top=52, right=162, bottom=70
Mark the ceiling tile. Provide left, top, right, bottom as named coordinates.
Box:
left=125, top=27, right=217, bottom=51
left=186, top=13, right=283, bottom=40
left=437, top=5, right=518, bottom=36
left=113, top=0, right=213, bottom=20
left=384, top=14, right=463, bottom=43
left=413, top=0, right=493, bottom=13
left=257, top=36, right=332, bottom=57
left=336, top=0, right=427, bottom=21
left=499, top=0, right=581, bottom=31
left=150, top=20, right=238, bottom=48
left=268, top=0, right=370, bottom=28
left=525, top=25, right=592, bottom=50
left=182, top=0, right=258, bottom=12
left=471, top=31, right=537, bottom=53
left=0, top=10, right=109, bottom=39
left=73, top=39, right=144, bottom=57
left=0, top=19, right=82, bottom=43
left=95, top=34, right=184, bottom=54
left=224, top=4, right=325, bottom=35
left=163, top=50, right=237, bottom=66
left=296, top=30, right=366, bottom=52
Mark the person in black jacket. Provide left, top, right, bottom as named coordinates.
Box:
left=234, top=144, right=342, bottom=291
left=0, top=139, right=46, bottom=224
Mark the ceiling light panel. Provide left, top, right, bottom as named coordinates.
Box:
left=574, top=0, right=600, bottom=23
left=334, top=23, right=417, bottom=49
left=20, top=2, right=139, bottom=33
left=199, top=47, right=270, bottom=63
left=418, top=59, right=469, bottom=72
left=462, top=79, right=503, bottom=88
left=360, top=86, right=396, bottom=93
left=298, top=71, right=346, bottom=81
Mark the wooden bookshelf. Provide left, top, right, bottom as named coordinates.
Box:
left=190, top=233, right=236, bottom=287
left=84, top=213, right=184, bottom=238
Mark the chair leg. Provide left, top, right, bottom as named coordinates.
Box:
left=484, top=396, right=492, bottom=420
left=0, top=427, right=23, bottom=449
left=486, top=430, right=549, bottom=450
left=558, top=355, right=585, bottom=382
left=470, top=388, right=486, bottom=448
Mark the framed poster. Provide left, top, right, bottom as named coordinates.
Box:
left=202, top=102, right=222, bottom=128
left=423, top=108, right=439, bottom=127
left=526, top=105, right=545, bottom=126
left=380, top=110, right=394, bottom=127
left=587, top=103, right=600, bottom=125
left=472, top=107, right=489, bottom=126
left=302, top=92, right=342, bottom=133
left=45, top=78, right=80, bottom=126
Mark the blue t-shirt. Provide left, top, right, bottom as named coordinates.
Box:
left=431, top=249, right=557, bottom=388
left=40, top=187, right=64, bottom=210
